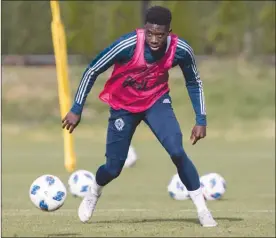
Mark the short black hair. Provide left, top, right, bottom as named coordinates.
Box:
left=145, top=6, right=172, bottom=26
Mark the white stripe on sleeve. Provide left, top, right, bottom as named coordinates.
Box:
left=76, top=35, right=137, bottom=104
left=177, top=40, right=206, bottom=115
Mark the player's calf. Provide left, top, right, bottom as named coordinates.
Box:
left=162, top=135, right=217, bottom=226
left=96, top=159, right=125, bottom=186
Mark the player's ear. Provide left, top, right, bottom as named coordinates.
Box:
left=169, top=29, right=172, bottom=33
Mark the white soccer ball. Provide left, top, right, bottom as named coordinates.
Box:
left=29, top=174, right=67, bottom=212
left=200, top=173, right=226, bottom=200
left=68, top=170, right=95, bottom=197
left=167, top=173, right=190, bottom=200
left=124, top=145, right=138, bottom=168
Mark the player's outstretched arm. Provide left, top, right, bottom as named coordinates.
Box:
left=177, top=39, right=206, bottom=145
left=62, top=31, right=137, bottom=133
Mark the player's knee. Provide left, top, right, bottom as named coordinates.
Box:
left=107, top=167, right=122, bottom=178
left=170, top=147, right=186, bottom=164
left=170, top=148, right=185, bottom=159
left=163, top=134, right=187, bottom=164
left=163, top=135, right=184, bottom=156
left=105, top=158, right=125, bottom=179
left=170, top=149, right=189, bottom=170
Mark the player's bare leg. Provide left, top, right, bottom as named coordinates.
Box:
left=78, top=179, right=102, bottom=223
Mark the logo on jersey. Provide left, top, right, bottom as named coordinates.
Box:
left=114, top=118, right=125, bottom=131
left=121, top=64, right=168, bottom=91
left=122, top=75, right=168, bottom=91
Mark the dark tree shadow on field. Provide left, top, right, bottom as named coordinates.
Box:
left=47, top=233, right=81, bottom=237
left=93, top=217, right=243, bottom=225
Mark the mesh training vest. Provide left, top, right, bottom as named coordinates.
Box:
left=99, top=28, right=178, bottom=113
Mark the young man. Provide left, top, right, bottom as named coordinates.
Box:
left=62, top=6, right=217, bottom=227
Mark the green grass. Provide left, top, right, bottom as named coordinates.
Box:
left=2, top=58, right=275, bottom=236
left=2, top=125, right=275, bottom=237
left=2, top=57, right=275, bottom=126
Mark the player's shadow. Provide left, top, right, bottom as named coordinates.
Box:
left=47, top=233, right=81, bottom=237
left=94, top=217, right=243, bottom=225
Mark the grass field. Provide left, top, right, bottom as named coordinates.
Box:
left=2, top=59, right=275, bottom=237
left=2, top=125, right=275, bottom=237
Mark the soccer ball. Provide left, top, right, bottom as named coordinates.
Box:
left=68, top=170, right=95, bottom=197
left=124, top=145, right=138, bottom=168
left=200, top=173, right=226, bottom=200
left=29, top=174, right=67, bottom=211
left=167, top=173, right=190, bottom=200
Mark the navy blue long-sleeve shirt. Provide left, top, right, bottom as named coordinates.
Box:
left=71, top=31, right=206, bottom=125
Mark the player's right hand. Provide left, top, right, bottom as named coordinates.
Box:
left=62, top=111, right=81, bottom=133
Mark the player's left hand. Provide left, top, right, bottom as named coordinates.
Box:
left=190, top=125, right=206, bottom=145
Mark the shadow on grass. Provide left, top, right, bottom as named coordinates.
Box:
left=47, top=233, right=81, bottom=237
left=92, top=217, right=243, bottom=225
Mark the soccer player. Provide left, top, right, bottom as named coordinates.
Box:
left=62, top=6, right=217, bottom=227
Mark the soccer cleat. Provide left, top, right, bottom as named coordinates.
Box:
left=198, top=210, right=217, bottom=227
left=78, top=187, right=101, bottom=223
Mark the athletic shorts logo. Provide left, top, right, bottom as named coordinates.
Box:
left=114, top=118, right=125, bottom=131
left=163, top=98, right=171, bottom=104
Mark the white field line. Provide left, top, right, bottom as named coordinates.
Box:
left=2, top=208, right=275, bottom=216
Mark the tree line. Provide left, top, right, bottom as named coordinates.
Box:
left=2, top=1, right=275, bottom=58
